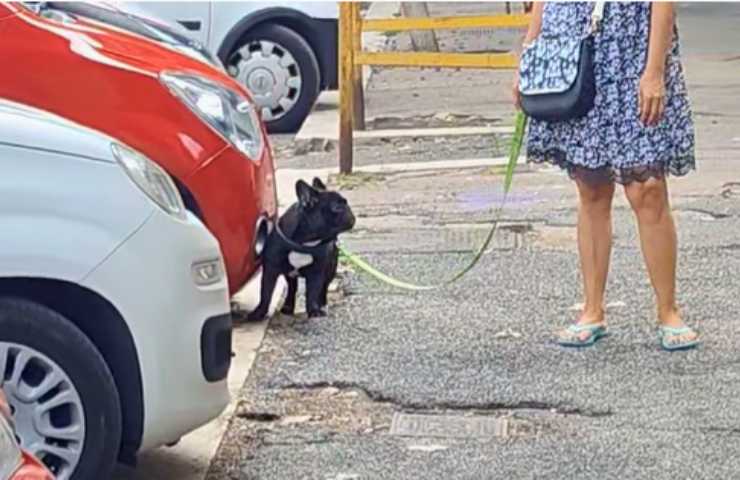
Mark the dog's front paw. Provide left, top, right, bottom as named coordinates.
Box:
left=280, top=304, right=296, bottom=316
left=245, top=310, right=266, bottom=322
left=307, top=308, right=327, bottom=318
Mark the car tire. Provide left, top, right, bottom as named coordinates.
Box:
left=228, top=23, right=321, bottom=133
left=0, top=298, right=121, bottom=480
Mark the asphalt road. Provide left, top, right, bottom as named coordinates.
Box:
left=210, top=166, right=740, bottom=478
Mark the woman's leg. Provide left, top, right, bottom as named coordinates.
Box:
left=561, top=178, right=615, bottom=341
left=623, top=177, right=697, bottom=342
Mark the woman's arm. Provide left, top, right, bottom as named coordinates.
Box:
left=523, top=2, right=545, bottom=45
left=513, top=2, right=545, bottom=108
left=640, top=3, right=675, bottom=126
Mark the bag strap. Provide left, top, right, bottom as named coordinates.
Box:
left=591, top=1, right=606, bottom=32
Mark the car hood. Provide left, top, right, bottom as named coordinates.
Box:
left=43, top=1, right=224, bottom=70
left=13, top=3, right=247, bottom=95
left=0, top=99, right=117, bottom=163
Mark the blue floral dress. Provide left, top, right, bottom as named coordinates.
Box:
left=526, top=2, right=696, bottom=184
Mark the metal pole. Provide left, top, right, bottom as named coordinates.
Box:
left=338, top=2, right=354, bottom=174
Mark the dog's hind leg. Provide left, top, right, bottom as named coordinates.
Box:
left=246, top=267, right=281, bottom=322
left=281, top=276, right=298, bottom=315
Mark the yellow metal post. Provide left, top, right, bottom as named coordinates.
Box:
left=339, top=2, right=354, bottom=174
left=351, top=3, right=366, bottom=130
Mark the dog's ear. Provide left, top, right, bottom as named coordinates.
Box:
left=296, top=180, right=319, bottom=209
left=312, top=177, right=327, bottom=191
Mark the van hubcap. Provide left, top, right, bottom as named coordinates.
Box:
left=228, top=39, right=302, bottom=122
left=0, top=343, right=85, bottom=480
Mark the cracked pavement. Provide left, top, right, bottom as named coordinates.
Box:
left=207, top=4, right=740, bottom=479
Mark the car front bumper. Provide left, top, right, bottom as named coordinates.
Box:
left=82, top=208, right=231, bottom=451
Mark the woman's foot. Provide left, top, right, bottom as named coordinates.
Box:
left=557, top=309, right=607, bottom=346
left=657, top=307, right=699, bottom=350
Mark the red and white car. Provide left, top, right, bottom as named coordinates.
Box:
left=0, top=2, right=278, bottom=295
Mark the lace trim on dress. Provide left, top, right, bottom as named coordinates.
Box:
left=527, top=148, right=696, bottom=185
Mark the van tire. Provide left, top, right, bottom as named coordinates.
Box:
left=228, top=23, right=321, bottom=133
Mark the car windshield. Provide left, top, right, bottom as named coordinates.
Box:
left=38, top=2, right=223, bottom=69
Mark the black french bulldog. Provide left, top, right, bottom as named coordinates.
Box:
left=244, top=177, right=355, bottom=321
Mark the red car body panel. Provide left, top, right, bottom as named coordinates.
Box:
left=11, top=451, right=55, bottom=480
left=0, top=2, right=277, bottom=293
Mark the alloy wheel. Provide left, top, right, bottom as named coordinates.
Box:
left=1, top=342, right=85, bottom=480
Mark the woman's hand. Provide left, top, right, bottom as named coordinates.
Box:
left=639, top=69, right=666, bottom=126
left=640, top=3, right=674, bottom=127
left=512, top=70, right=522, bottom=110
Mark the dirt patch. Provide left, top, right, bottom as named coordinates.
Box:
left=530, top=225, right=578, bottom=251
left=329, top=172, right=388, bottom=191
left=368, top=112, right=503, bottom=130
left=206, top=380, right=394, bottom=480
left=237, top=386, right=394, bottom=435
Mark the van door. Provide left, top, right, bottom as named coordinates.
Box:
left=126, top=1, right=211, bottom=46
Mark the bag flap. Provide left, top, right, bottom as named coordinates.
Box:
left=519, top=37, right=583, bottom=95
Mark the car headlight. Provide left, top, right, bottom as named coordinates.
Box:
left=111, top=143, right=187, bottom=220
left=0, top=415, right=21, bottom=480
left=160, top=72, right=263, bottom=160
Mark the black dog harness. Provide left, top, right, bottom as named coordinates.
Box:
left=273, top=217, right=336, bottom=277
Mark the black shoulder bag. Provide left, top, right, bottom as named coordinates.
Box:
left=518, top=2, right=605, bottom=122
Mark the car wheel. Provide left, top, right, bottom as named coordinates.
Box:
left=0, top=298, right=121, bottom=480
left=226, top=23, right=321, bottom=133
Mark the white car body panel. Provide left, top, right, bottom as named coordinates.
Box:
left=0, top=100, right=151, bottom=281
left=82, top=208, right=230, bottom=449
left=0, top=146, right=152, bottom=282
left=0, top=100, right=120, bottom=170
left=117, top=1, right=338, bottom=51
left=0, top=99, right=230, bottom=453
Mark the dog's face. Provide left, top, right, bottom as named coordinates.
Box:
left=295, top=178, right=355, bottom=240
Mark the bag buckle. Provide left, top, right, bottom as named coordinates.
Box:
left=590, top=17, right=602, bottom=34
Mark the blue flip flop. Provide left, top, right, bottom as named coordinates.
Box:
left=557, top=324, right=608, bottom=348
left=658, top=326, right=700, bottom=351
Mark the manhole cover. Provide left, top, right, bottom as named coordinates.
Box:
left=390, top=413, right=510, bottom=438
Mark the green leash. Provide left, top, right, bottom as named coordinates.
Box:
left=338, top=112, right=528, bottom=291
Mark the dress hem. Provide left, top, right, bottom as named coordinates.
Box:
left=527, top=148, right=696, bottom=185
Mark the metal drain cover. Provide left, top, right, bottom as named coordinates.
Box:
left=390, top=413, right=509, bottom=438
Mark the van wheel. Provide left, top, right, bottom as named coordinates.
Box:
left=226, top=23, right=321, bottom=133
left=0, top=298, right=121, bottom=480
